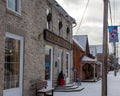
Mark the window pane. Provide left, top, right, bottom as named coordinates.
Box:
left=7, top=0, right=19, bottom=12
left=4, top=37, right=20, bottom=89
left=45, top=48, right=51, bottom=80
left=8, top=0, right=16, bottom=11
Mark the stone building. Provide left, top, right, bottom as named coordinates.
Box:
left=0, top=0, right=76, bottom=96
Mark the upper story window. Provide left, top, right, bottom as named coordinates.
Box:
left=58, top=16, right=63, bottom=36
left=66, top=26, right=70, bottom=41
left=7, top=0, right=21, bottom=14
left=46, top=8, right=52, bottom=30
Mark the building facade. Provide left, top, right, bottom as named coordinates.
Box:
left=73, top=39, right=84, bottom=82
left=0, top=0, right=76, bottom=96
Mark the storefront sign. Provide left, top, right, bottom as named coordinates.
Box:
left=44, top=29, right=72, bottom=50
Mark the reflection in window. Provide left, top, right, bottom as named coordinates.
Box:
left=66, top=54, right=69, bottom=77
left=4, top=37, right=20, bottom=89
left=45, top=48, right=51, bottom=80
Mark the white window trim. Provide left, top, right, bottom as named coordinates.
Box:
left=7, top=0, right=21, bottom=15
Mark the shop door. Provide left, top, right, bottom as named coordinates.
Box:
left=45, top=45, right=53, bottom=88
left=58, top=50, right=63, bottom=74
left=3, top=32, right=24, bottom=96
left=66, top=53, right=70, bottom=84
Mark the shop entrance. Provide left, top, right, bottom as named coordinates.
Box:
left=45, top=45, right=53, bottom=88
left=3, top=32, right=24, bottom=96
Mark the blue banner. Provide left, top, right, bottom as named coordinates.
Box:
left=108, top=26, right=119, bottom=42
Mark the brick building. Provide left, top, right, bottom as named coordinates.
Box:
left=0, top=0, right=76, bottom=96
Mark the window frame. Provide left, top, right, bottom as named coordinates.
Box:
left=46, top=8, right=52, bottom=30
left=66, top=26, right=70, bottom=41
left=7, top=0, right=21, bottom=14
left=58, top=16, right=63, bottom=36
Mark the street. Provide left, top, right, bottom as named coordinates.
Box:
left=54, top=70, right=120, bottom=96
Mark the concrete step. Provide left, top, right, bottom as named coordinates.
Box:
left=55, top=85, right=84, bottom=92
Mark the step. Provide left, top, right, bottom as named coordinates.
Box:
left=55, top=86, right=84, bottom=92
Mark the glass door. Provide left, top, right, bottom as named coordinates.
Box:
left=58, top=50, right=63, bottom=74
left=45, top=45, right=53, bottom=88
left=3, top=32, right=24, bottom=96
left=66, top=52, right=70, bottom=84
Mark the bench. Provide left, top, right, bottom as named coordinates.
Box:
left=35, top=80, right=54, bottom=96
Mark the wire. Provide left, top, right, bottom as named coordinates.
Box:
left=76, top=0, right=89, bottom=34
left=113, top=0, right=115, bottom=25
left=108, top=0, right=113, bottom=26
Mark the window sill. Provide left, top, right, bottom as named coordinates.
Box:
left=6, top=8, right=22, bottom=19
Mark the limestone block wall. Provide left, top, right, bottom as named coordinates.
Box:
left=0, top=1, right=6, bottom=96
left=0, top=0, right=74, bottom=96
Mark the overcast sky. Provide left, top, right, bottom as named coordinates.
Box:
left=56, top=0, right=120, bottom=46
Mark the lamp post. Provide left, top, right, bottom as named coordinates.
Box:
left=102, top=0, right=109, bottom=96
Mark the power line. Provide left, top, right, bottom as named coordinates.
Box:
left=76, top=0, right=89, bottom=34
left=113, top=0, right=115, bottom=24
left=108, top=0, right=113, bottom=25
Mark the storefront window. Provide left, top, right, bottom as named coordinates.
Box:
left=45, top=48, right=51, bottom=80
left=4, top=37, right=20, bottom=89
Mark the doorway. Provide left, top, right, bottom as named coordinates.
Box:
left=66, top=52, right=70, bottom=84
left=45, top=45, right=53, bottom=88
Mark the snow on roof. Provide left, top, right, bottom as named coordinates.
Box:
left=82, top=55, right=97, bottom=62
left=47, top=0, right=76, bottom=24
left=73, top=35, right=88, bottom=51
left=73, top=38, right=85, bottom=52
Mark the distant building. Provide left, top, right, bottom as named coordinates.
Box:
left=73, top=39, right=84, bottom=82
left=73, top=35, right=101, bottom=82
left=96, top=45, right=103, bottom=62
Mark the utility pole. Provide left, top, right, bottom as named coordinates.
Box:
left=102, top=0, right=109, bottom=96
left=113, top=43, right=117, bottom=76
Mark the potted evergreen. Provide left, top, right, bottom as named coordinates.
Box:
left=58, top=71, right=65, bottom=85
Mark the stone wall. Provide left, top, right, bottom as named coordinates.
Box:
left=0, top=0, right=74, bottom=96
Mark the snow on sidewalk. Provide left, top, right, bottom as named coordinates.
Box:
left=54, top=70, right=120, bottom=96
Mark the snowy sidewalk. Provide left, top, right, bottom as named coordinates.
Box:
left=54, top=70, right=120, bottom=96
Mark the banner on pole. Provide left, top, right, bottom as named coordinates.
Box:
left=108, top=26, right=119, bottom=42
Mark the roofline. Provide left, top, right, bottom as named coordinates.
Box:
left=47, top=0, right=76, bottom=24
left=73, top=38, right=85, bottom=52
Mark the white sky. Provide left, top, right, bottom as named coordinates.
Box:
left=56, top=0, right=120, bottom=55
left=56, top=0, right=120, bottom=45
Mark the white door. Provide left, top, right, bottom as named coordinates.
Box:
left=66, top=52, right=70, bottom=84
left=45, top=45, right=53, bottom=88
left=4, top=32, right=24, bottom=96
left=58, top=50, right=63, bottom=74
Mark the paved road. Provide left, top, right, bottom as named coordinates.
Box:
left=54, top=70, right=120, bottom=96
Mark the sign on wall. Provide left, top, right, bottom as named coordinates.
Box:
left=44, top=29, right=72, bottom=50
